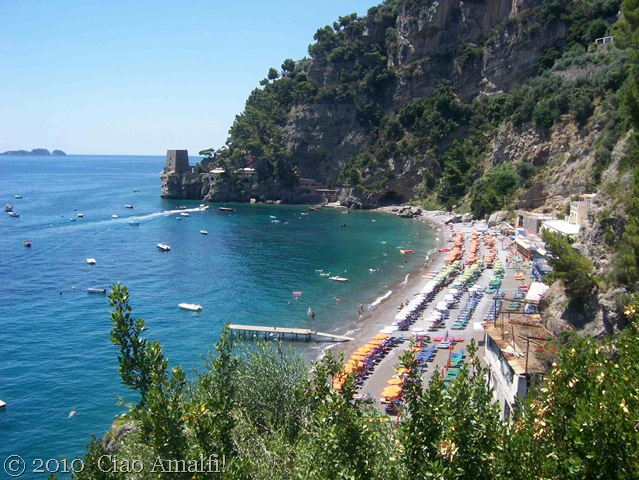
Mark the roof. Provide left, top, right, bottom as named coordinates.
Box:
left=525, top=282, right=550, bottom=303
left=483, top=314, right=549, bottom=375
left=542, top=220, right=581, bottom=236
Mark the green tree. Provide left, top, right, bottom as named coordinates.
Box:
left=542, top=230, right=596, bottom=307
left=614, top=165, right=639, bottom=289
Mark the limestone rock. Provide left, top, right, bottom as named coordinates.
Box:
left=488, top=210, right=508, bottom=227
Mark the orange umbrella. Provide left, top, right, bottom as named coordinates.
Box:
left=355, top=345, right=374, bottom=354
left=386, top=377, right=404, bottom=386
left=367, top=339, right=384, bottom=346
left=380, top=386, right=402, bottom=399
left=372, top=334, right=389, bottom=340
left=395, top=367, right=410, bottom=375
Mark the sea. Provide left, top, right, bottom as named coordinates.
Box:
left=0, top=155, right=435, bottom=476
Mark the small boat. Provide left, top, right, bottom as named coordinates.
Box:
left=23, top=240, right=31, bottom=247
left=128, top=221, right=139, bottom=226
left=14, top=194, right=22, bottom=199
left=179, top=303, right=202, bottom=311
left=180, top=212, right=189, bottom=217
left=124, top=204, right=133, bottom=209
left=77, top=213, right=84, bottom=218
left=219, top=206, right=234, bottom=212
left=200, top=230, right=208, bottom=235
left=0, top=399, right=6, bottom=409
left=112, top=214, right=118, bottom=218
left=133, top=189, right=140, bottom=192
left=157, top=243, right=171, bottom=252
left=69, top=408, right=76, bottom=418
left=5, top=204, right=13, bottom=212
left=176, top=205, right=187, bottom=209
left=400, top=249, right=414, bottom=254
left=7, top=211, right=19, bottom=217
left=329, top=276, right=348, bottom=282
left=86, top=258, right=96, bottom=265
left=86, top=288, right=106, bottom=294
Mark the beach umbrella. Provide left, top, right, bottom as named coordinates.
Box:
left=372, top=333, right=389, bottom=340
left=395, top=367, right=410, bottom=375
left=386, top=377, right=404, bottom=386
left=380, top=386, right=402, bottom=399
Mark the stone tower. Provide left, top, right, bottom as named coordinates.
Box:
left=163, top=150, right=191, bottom=174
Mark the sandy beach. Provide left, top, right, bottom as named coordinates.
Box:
left=326, top=208, right=520, bottom=411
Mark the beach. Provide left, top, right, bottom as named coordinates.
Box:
left=326, top=208, right=521, bottom=410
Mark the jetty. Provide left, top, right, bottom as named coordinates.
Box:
left=229, top=324, right=353, bottom=343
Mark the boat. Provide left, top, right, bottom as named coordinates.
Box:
left=0, top=399, right=6, bottom=409
left=128, top=221, right=139, bottom=226
left=219, top=206, right=234, bottom=212
left=86, top=288, right=106, bottom=294
left=178, top=303, right=202, bottom=311
left=14, top=194, right=22, bottom=199
left=7, top=211, right=19, bottom=217
left=157, top=243, right=171, bottom=252
left=5, top=204, right=13, bottom=212
left=124, top=204, right=133, bottom=209
left=200, top=230, right=208, bottom=235
left=176, top=205, right=187, bottom=209
left=180, top=212, right=189, bottom=217
left=400, top=249, right=414, bottom=254
left=77, top=213, right=84, bottom=218
left=86, top=258, right=96, bottom=265
left=329, top=276, right=348, bottom=282
left=23, top=240, right=31, bottom=247
left=112, top=214, right=118, bottom=218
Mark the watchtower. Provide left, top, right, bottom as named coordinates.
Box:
left=163, top=150, right=191, bottom=174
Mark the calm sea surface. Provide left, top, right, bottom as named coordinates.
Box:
left=0, top=155, right=435, bottom=473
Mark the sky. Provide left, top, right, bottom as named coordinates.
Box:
left=1, top=0, right=380, bottom=155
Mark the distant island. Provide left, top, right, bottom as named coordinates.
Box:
left=1, top=148, right=66, bottom=156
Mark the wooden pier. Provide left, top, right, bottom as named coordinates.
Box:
left=229, top=324, right=353, bottom=343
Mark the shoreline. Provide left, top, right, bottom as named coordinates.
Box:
left=325, top=209, right=454, bottom=362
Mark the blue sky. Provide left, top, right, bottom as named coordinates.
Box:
left=1, top=0, right=380, bottom=155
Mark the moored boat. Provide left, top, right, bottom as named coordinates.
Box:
left=23, top=240, right=31, bottom=247
left=86, top=258, right=96, bottom=265
left=329, top=276, right=348, bottom=282
left=7, top=211, right=19, bottom=217
left=180, top=212, right=189, bottom=217
left=124, top=204, right=133, bottom=209
left=178, top=303, right=202, bottom=311
left=219, top=206, right=234, bottom=212
left=128, top=220, right=139, bottom=226
left=400, top=249, right=414, bottom=254
left=86, top=288, right=107, bottom=294
left=157, top=243, right=171, bottom=252
left=0, top=399, right=6, bottom=409
left=200, top=230, right=208, bottom=235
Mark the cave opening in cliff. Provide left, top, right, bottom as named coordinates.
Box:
left=378, top=191, right=403, bottom=205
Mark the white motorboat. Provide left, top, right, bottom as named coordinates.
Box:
left=180, top=212, right=189, bottom=217
left=329, top=276, right=348, bottom=282
left=125, top=204, right=133, bottom=209
left=200, top=230, right=208, bottom=235
left=77, top=213, right=84, bottom=218
left=0, top=399, right=6, bottom=408
left=87, top=288, right=106, bottom=294
left=86, top=258, right=96, bottom=265
left=179, top=303, right=202, bottom=311
left=157, top=243, right=171, bottom=252
left=112, top=214, right=118, bottom=218
left=7, top=211, right=19, bottom=217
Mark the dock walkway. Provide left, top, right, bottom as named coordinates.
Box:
left=229, top=324, right=353, bottom=342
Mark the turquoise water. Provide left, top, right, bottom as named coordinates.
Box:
left=0, top=155, right=435, bottom=473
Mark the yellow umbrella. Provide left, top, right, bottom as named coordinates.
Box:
left=371, top=334, right=389, bottom=340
